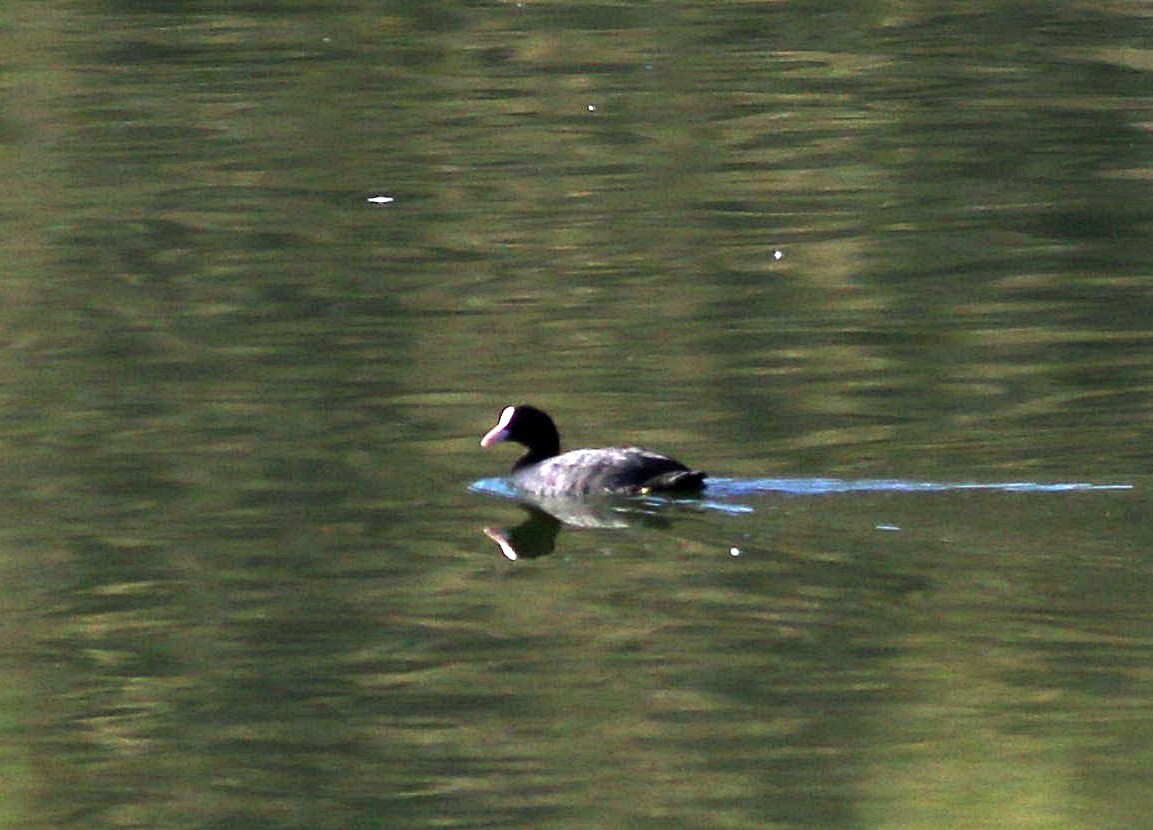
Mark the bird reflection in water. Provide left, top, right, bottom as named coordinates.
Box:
left=477, top=486, right=706, bottom=560
left=483, top=506, right=562, bottom=560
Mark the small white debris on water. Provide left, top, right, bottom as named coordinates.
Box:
left=773, top=250, right=783, bottom=260
left=729, top=546, right=741, bottom=556
left=587, top=104, right=597, bottom=112
left=367, top=195, right=395, bottom=205
left=875, top=523, right=900, bottom=532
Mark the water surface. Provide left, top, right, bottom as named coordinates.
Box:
left=2, top=2, right=1153, bottom=829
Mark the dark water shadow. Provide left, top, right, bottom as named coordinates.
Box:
left=470, top=476, right=1134, bottom=559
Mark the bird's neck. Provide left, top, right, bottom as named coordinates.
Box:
left=514, top=442, right=559, bottom=469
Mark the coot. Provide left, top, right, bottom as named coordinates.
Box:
left=480, top=404, right=706, bottom=497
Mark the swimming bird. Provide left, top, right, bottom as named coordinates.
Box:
left=480, top=404, right=706, bottom=498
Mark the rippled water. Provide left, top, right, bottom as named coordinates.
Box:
left=2, top=2, right=1153, bottom=829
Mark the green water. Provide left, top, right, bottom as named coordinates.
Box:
left=2, top=1, right=1152, bottom=828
